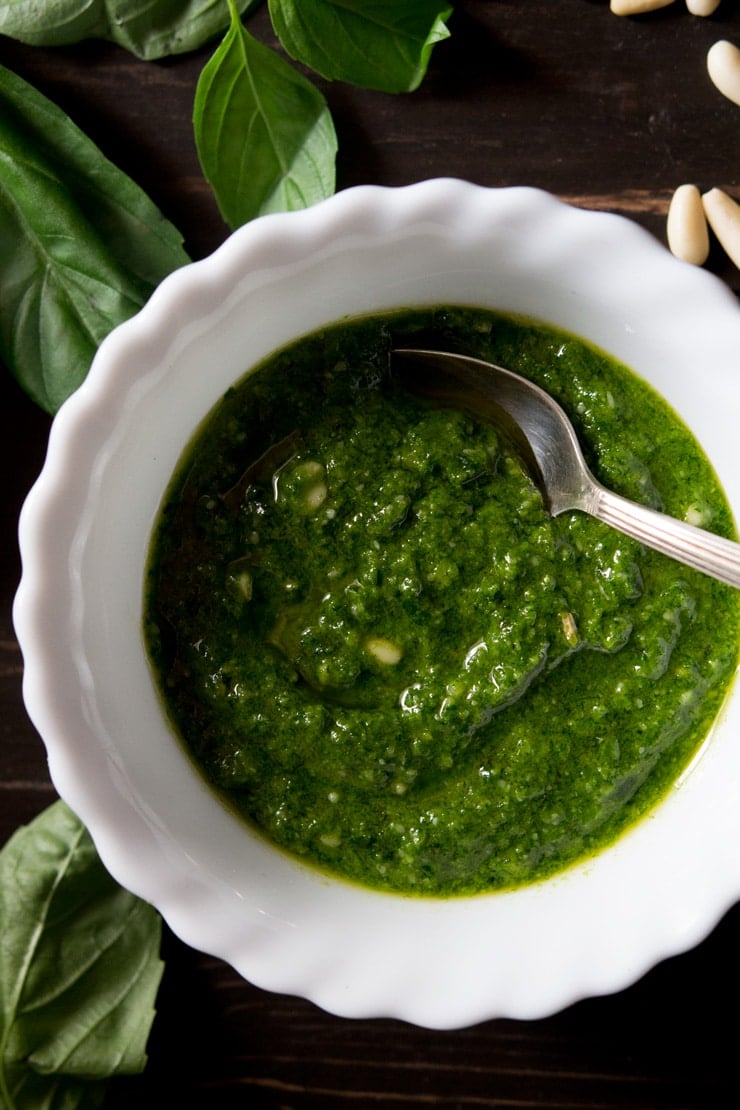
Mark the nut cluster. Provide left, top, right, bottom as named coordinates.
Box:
left=667, top=185, right=740, bottom=269
left=611, top=0, right=739, bottom=271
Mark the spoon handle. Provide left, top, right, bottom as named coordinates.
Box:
left=592, top=486, right=740, bottom=589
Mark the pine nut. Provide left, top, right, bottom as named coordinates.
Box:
left=304, top=482, right=327, bottom=510
left=365, top=637, right=403, bottom=665
left=686, top=0, right=721, bottom=14
left=610, top=0, right=676, bottom=14
left=707, top=40, right=740, bottom=106
left=666, top=184, right=710, bottom=265
left=702, top=188, right=740, bottom=269
left=561, top=612, right=579, bottom=647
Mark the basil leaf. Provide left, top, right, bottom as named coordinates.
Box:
left=194, top=0, right=337, bottom=230
left=0, top=0, right=260, bottom=61
left=0, top=64, right=190, bottom=414
left=0, top=801, right=164, bottom=1110
left=268, top=0, right=452, bottom=94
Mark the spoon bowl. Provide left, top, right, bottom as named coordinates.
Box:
left=392, top=348, right=740, bottom=589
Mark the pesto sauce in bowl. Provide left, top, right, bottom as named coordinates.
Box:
left=144, top=307, right=740, bottom=896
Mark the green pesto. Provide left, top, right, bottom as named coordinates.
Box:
left=144, top=308, right=740, bottom=896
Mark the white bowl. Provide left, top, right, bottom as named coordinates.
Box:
left=13, top=180, right=740, bottom=1029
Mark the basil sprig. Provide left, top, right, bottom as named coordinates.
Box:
left=268, top=0, right=453, bottom=94
left=0, top=801, right=164, bottom=1110
left=0, top=0, right=260, bottom=60
left=0, top=64, right=190, bottom=414
left=193, top=0, right=451, bottom=229
left=194, top=0, right=337, bottom=229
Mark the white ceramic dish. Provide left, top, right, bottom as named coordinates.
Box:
left=13, top=179, right=740, bottom=1030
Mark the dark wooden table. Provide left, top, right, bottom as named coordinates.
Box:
left=3, top=3, right=740, bottom=1106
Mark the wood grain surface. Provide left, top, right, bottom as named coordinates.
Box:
left=2, top=3, right=740, bottom=1106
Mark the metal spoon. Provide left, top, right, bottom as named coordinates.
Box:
left=391, top=348, right=740, bottom=589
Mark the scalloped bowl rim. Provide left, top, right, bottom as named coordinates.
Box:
left=13, top=180, right=740, bottom=1029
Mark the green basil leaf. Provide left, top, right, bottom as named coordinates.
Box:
left=194, top=0, right=337, bottom=230
left=268, top=0, right=452, bottom=94
left=0, top=801, right=164, bottom=1110
left=0, top=64, right=190, bottom=414
left=0, top=0, right=261, bottom=61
